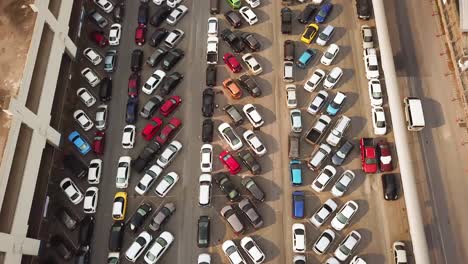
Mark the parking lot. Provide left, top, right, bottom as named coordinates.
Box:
left=41, top=0, right=415, bottom=263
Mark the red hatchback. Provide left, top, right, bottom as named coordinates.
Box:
left=135, top=24, right=147, bottom=46
left=377, top=140, right=393, bottom=172
left=223, top=53, right=242, bottom=73
left=155, top=117, right=182, bottom=145
left=128, top=72, right=140, bottom=98
left=219, top=150, right=241, bottom=174
left=142, top=117, right=163, bottom=141
left=160, top=96, right=182, bottom=117
left=90, top=31, right=109, bottom=47
left=92, top=131, right=105, bottom=154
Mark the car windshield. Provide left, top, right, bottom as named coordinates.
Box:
left=364, top=36, right=372, bottom=42
left=372, top=90, right=382, bottom=98
left=304, top=27, right=316, bottom=38
left=376, top=121, right=385, bottom=127
left=336, top=213, right=348, bottom=224
left=327, top=75, right=337, bottom=82
left=369, top=65, right=378, bottom=71
left=366, top=158, right=377, bottom=164
left=340, top=244, right=351, bottom=255
left=324, top=51, right=334, bottom=59
left=223, top=128, right=240, bottom=145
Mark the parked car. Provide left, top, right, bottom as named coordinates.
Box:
left=199, top=174, right=212, bottom=207
left=126, top=97, right=138, bottom=124
left=326, top=91, right=347, bottom=116
left=239, top=6, right=258, bottom=25
left=135, top=165, right=163, bottom=195
left=155, top=117, right=182, bottom=145
left=149, top=202, right=176, bottom=231
left=90, top=30, right=109, bottom=47
left=220, top=205, right=245, bottom=234
left=331, top=200, right=359, bottom=231
left=243, top=103, right=264, bottom=128
left=219, top=150, right=241, bottom=174
left=95, top=104, right=108, bottom=130
left=240, top=236, right=266, bottom=264
left=150, top=4, right=172, bottom=26
left=149, top=28, right=168, bottom=47
left=95, top=0, right=114, bottom=13
left=304, top=68, right=325, bottom=92
left=242, top=53, right=263, bottom=75
left=55, top=207, right=80, bottom=231
left=393, top=241, right=408, bottom=264
left=281, top=7, right=293, bottom=34
left=361, top=25, right=374, bottom=49
left=239, top=198, right=264, bottom=229
left=332, top=141, right=354, bottom=166
left=68, top=131, right=91, bottom=155
left=112, top=192, right=127, bottom=221
left=155, top=172, right=179, bottom=197
left=243, top=130, right=266, bottom=156
left=47, top=235, right=74, bottom=260
left=89, top=9, right=108, bottom=28
left=371, top=106, right=387, bottom=135
left=164, top=28, right=185, bottom=48
left=157, top=140, right=183, bottom=168
left=108, top=24, right=122, bottom=45
left=83, top=47, right=102, bottom=65
left=92, top=133, right=105, bottom=156
left=202, top=88, right=215, bottom=117
left=221, top=29, right=245, bottom=53
left=218, top=122, right=243, bottom=150
left=290, top=109, right=302, bottom=133
left=99, top=77, right=112, bottom=102
left=60, top=177, right=83, bottom=204
left=83, top=187, right=99, bottom=214
left=292, top=191, right=305, bottom=219
left=307, top=90, right=328, bottom=115
left=241, top=177, right=265, bottom=202
left=223, top=78, right=243, bottom=99
left=241, top=32, right=261, bottom=51
left=224, top=10, right=242, bottom=28
left=331, top=170, right=356, bottom=197
left=77, top=87, right=96, bottom=107
left=81, top=67, right=100, bottom=87
left=166, top=4, right=188, bottom=25
left=224, top=104, right=244, bottom=126
left=321, top=44, right=340, bottom=66
left=300, top=23, right=319, bottom=44
left=108, top=221, right=125, bottom=252
left=215, top=172, right=240, bottom=201
left=73, top=110, right=94, bottom=131
left=160, top=96, right=182, bottom=117
left=309, top=198, right=338, bottom=228
left=122, top=125, right=135, bottom=149
left=239, top=74, right=261, bottom=97
left=292, top=223, right=306, bottom=253
left=315, top=3, right=332, bottom=23
left=334, top=231, right=362, bottom=261
left=382, top=173, right=399, bottom=200
left=162, top=48, right=184, bottom=71
left=113, top=1, right=124, bottom=22
left=197, top=216, right=210, bottom=248
left=297, top=48, right=317, bottom=69
left=222, top=240, right=246, bottom=264
left=223, top=53, right=242, bottom=73
left=368, top=79, right=383, bottom=106
left=313, top=229, right=335, bottom=255
left=133, top=141, right=160, bottom=173
left=129, top=203, right=152, bottom=232
left=377, top=140, right=393, bottom=171
left=125, top=231, right=152, bottom=263
left=323, top=67, right=343, bottom=90
left=298, top=4, right=316, bottom=24
left=206, top=65, right=217, bottom=86
left=202, top=119, right=214, bottom=143
left=311, top=165, right=337, bottom=192
left=160, top=72, right=184, bottom=96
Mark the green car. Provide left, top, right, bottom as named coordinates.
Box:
left=226, top=0, right=241, bottom=9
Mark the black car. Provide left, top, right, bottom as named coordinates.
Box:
left=223, top=104, right=244, bottom=126
left=133, top=141, right=160, bottom=173
left=131, top=49, right=143, bottom=72
left=238, top=150, right=262, bottom=175
left=126, top=97, right=138, bottom=124
left=162, top=48, right=184, bottom=71
left=224, top=10, right=242, bottom=28
left=160, top=72, right=184, bottom=96
left=202, top=119, right=214, bottom=143
left=221, top=29, right=245, bottom=53
left=238, top=198, right=264, bottom=229
left=99, top=77, right=112, bottom=102
left=150, top=5, right=172, bottom=27
left=47, top=235, right=74, bottom=260
left=331, top=141, right=354, bottom=166
left=382, top=174, right=398, bottom=200
left=55, top=207, right=80, bottom=231
left=128, top=203, right=153, bottom=232
left=63, top=154, right=87, bottom=178
left=146, top=47, right=167, bottom=67
left=206, top=65, right=217, bottom=86
left=298, top=4, right=316, bottom=24
left=238, top=74, right=261, bottom=97
left=356, top=0, right=371, bottom=20
left=215, top=172, right=240, bottom=201
left=197, top=216, right=210, bottom=248
left=108, top=221, right=125, bottom=252
left=241, top=177, right=265, bottom=202
left=284, top=40, right=295, bottom=61
left=202, top=88, right=215, bottom=117
left=138, top=3, right=149, bottom=25
left=78, top=216, right=95, bottom=251
left=240, top=32, right=261, bottom=51
left=149, top=28, right=168, bottom=47
left=75, top=250, right=90, bottom=264
left=112, top=2, right=124, bottom=22
left=281, top=7, right=292, bottom=34
left=140, top=95, right=163, bottom=119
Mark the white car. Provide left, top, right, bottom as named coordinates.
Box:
left=116, top=156, right=131, bottom=189
left=164, top=29, right=185, bottom=48
left=372, top=106, right=387, bottom=135
left=60, top=177, right=83, bottom=205
left=331, top=200, right=359, bottom=231
left=81, top=67, right=100, bottom=87
left=324, top=257, right=340, bottom=264
left=239, top=6, right=258, bottom=25
left=286, top=84, right=297, bottom=108
left=242, top=53, right=263, bottom=75
left=218, top=122, right=243, bottom=151
left=290, top=109, right=302, bottom=133
left=144, top=231, right=174, bottom=264
left=304, top=69, right=326, bottom=92
left=73, top=110, right=94, bottom=131
left=313, top=229, right=335, bottom=255
left=350, top=256, right=367, bottom=264
left=88, top=159, right=102, bottom=184
left=122, top=125, right=136, bottom=149
left=83, top=187, right=99, bottom=214
left=83, top=47, right=102, bottom=65
left=334, top=231, right=362, bottom=261
left=153, top=0, right=165, bottom=4
left=368, top=79, right=383, bottom=106
left=246, top=0, right=261, bottom=8
left=243, top=130, right=267, bottom=156
left=167, top=5, right=188, bottom=25
left=361, top=25, right=374, bottom=49
left=207, top=17, right=218, bottom=37
left=94, top=0, right=114, bottom=13
left=311, top=165, right=337, bottom=192
left=323, top=67, right=343, bottom=90
left=199, top=174, right=212, bottom=206
left=293, top=255, right=306, bottom=264
left=95, top=104, right=108, bottom=130
left=125, top=231, right=153, bottom=263
left=307, top=90, right=328, bottom=115
left=143, top=70, right=166, bottom=95
left=157, top=140, right=183, bottom=168
left=292, top=223, right=306, bottom=253
left=393, top=241, right=408, bottom=264
left=321, top=44, right=340, bottom=66
left=363, top=48, right=379, bottom=79
left=222, top=240, right=247, bottom=264
left=200, top=144, right=213, bottom=172
left=166, top=0, right=182, bottom=8
left=135, top=165, right=163, bottom=195
left=198, top=253, right=211, bottom=264
left=240, top=236, right=266, bottom=264
left=155, top=172, right=179, bottom=197
left=77, top=87, right=96, bottom=107
left=243, top=104, right=264, bottom=128
left=309, top=198, right=338, bottom=228
left=331, top=170, right=355, bottom=197
left=109, top=23, right=122, bottom=45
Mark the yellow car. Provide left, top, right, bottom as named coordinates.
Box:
left=300, top=23, right=319, bottom=44
left=112, top=192, right=127, bottom=221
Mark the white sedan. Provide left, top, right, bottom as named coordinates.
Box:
left=81, top=67, right=100, bottom=87
left=334, top=231, right=362, bottom=261
left=331, top=170, right=355, bottom=197
left=166, top=5, right=188, bottom=26
left=198, top=253, right=211, bottom=264
left=83, top=187, right=99, bottom=214
left=83, top=47, right=102, bottom=65
left=240, top=236, right=266, bottom=264
left=309, top=198, right=338, bottom=228
left=88, top=159, right=102, bottom=184
left=311, top=165, right=337, bottom=192
left=222, top=240, right=247, bottom=264
left=143, top=70, right=166, bottom=95
left=155, top=172, right=179, bottom=197
left=95, top=104, right=108, bottom=131
left=323, top=67, right=343, bottom=90
left=125, top=231, right=153, bottom=263
left=76, top=87, right=96, bottom=107
left=243, top=130, right=267, bottom=156
left=313, top=229, right=335, bottom=255
left=246, top=0, right=261, bottom=8
left=73, top=110, right=94, bottom=131
left=144, top=231, right=174, bottom=264
left=60, top=177, right=83, bottom=204
left=94, top=0, right=114, bottom=13
left=116, top=156, right=131, bottom=189
left=290, top=109, right=302, bottom=133
left=200, top=144, right=213, bottom=173
left=135, top=165, right=163, bottom=195
left=239, top=6, right=259, bottom=25
left=109, top=23, right=122, bottom=45
left=166, top=0, right=182, bottom=8
left=304, top=68, right=325, bottom=92
left=218, top=122, right=243, bottom=151
left=243, top=104, right=264, bottom=128
left=157, top=140, right=183, bottom=168
left=331, top=200, right=359, bottom=231
left=372, top=106, right=387, bottom=135
left=307, top=90, right=328, bottom=115
left=153, top=0, right=165, bottom=4
left=286, top=84, right=297, bottom=108
left=122, top=125, right=136, bottom=149
left=320, top=44, right=340, bottom=66
left=242, top=53, right=263, bottom=75
left=368, top=79, right=383, bottom=106
left=292, top=223, right=306, bottom=253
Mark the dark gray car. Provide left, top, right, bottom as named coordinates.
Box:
left=331, top=141, right=354, bottom=166
left=241, top=177, right=265, bottom=202
left=89, top=9, right=108, bottom=28
left=149, top=202, right=176, bottom=231
left=223, top=104, right=244, bottom=126
left=104, top=50, right=117, bottom=73
left=140, top=95, right=163, bottom=119
left=238, top=198, right=264, bottom=229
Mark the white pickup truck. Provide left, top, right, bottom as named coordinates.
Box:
left=206, top=36, right=218, bottom=65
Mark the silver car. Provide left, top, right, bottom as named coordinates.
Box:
left=149, top=203, right=176, bottom=231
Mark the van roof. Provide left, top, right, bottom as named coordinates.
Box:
left=407, top=98, right=425, bottom=126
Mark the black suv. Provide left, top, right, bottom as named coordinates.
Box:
left=238, top=150, right=262, bottom=175
left=202, top=88, right=215, bottom=117
left=298, top=4, right=316, bottom=24
left=162, top=48, right=185, bottom=71
left=133, top=141, right=160, bottom=172
left=206, top=65, right=217, bottom=86
left=128, top=203, right=153, bottom=232
left=131, top=49, right=143, bottom=72
left=99, top=77, right=112, bottom=102
left=197, top=216, right=210, bottom=248
left=138, top=3, right=149, bottom=25
left=108, top=221, right=125, bottom=252
left=78, top=216, right=95, bottom=251
left=240, top=32, right=261, bottom=52
left=221, top=29, right=245, bottom=53
left=356, top=0, right=371, bottom=20
left=202, top=119, right=214, bottom=143
left=238, top=74, right=261, bottom=97
left=149, top=28, right=168, bottom=47
left=160, top=72, right=183, bottom=96
left=224, top=10, right=242, bottom=28
left=150, top=5, right=172, bottom=26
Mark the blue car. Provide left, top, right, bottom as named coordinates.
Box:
left=315, top=3, right=333, bottom=23
left=126, top=97, right=138, bottom=124
left=290, top=160, right=302, bottom=185
left=292, top=191, right=305, bottom=219
left=68, top=131, right=91, bottom=155
left=326, top=91, right=347, bottom=116
left=296, top=49, right=317, bottom=69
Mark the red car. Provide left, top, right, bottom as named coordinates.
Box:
left=142, top=117, right=163, bottom=141
left=155, top=117, right=182, bottom=145
left=135, top=24, right=147, bottom=46
left=160, top=96, right=182, bottom=117
left=223, top=53, right=242, bottom=73
left=128, top=72, right=140, bottom=98
left=377, top=140, right=393, bottom=172
left=90, top=31, right=109, bottom=47
left=219, top=150, right=241, bottom=174
left=360, top=138, right=378, bottom=173
left=92, top=131, right=105, bottom=154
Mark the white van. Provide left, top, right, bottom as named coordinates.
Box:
left=404, top=97, right=425, bottom=131
left=326, top=115, right=351, bottom=147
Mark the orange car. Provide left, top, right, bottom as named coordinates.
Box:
left=222, top=78, right=242, bottom=99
